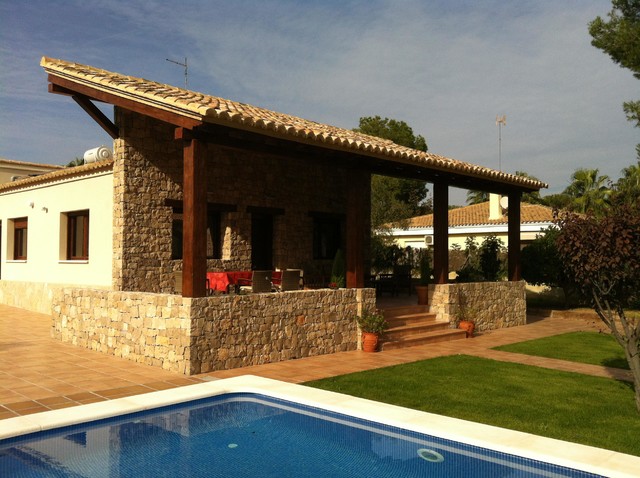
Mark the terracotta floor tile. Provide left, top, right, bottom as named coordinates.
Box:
left=1, top=302, right=626, bottom=420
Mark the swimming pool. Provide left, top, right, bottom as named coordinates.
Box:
left=1, top=376, right=637, bottom=477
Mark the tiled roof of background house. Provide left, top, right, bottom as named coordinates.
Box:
left=40, top=57, right=548, bottom=192
left=0, top=158, right=64, bottom=170
left=0, top=160, right=113, bottom=193
left=400, top=202, right=555, bottom=228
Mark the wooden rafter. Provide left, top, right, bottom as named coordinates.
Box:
left=71, top=94, right=119, bottom=139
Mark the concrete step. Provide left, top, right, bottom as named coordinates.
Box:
left=381, top=328, right=468, bottom=350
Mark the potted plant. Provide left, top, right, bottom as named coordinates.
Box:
left=356, top=309, right=388, bottom=352
left=455, top=288, right=476, bottom=338
left=415, top=251, right=431, bottom=305
left=330, top=249, right=346, bottom=288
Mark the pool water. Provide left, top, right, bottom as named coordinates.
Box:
left=0, top=393, right=603, bottom=477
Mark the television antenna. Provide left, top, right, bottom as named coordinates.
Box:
left=496, top=115, right=506, bottom=171
left=166, top=57, right=188, bottom=88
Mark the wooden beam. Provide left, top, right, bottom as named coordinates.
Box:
left=181, top=129, right=207, bottom=297
left=508, top=192, right=522, bottom=281
left=72, top=95, right=119, bottom=139
left=346, top=169, right=369, bottom=288
left=47, top=74, right=201, bottom=130
left=433, top=182, right=449, bottom=284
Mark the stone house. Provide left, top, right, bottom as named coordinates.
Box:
left=0, top=57, right=547, bottom=374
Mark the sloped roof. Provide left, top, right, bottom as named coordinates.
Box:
left=399, top=202, right=555, bottom=229
left=0, top=158, right=64, bottom=170
left=40, top=57, right=547, bottom=193
left=0, top=160, right=113, bottom=193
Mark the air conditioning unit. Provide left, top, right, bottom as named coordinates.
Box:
left=424, top=235, right=434, bottom=246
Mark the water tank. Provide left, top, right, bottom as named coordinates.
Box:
left=83, top=146, right=113, bottom=164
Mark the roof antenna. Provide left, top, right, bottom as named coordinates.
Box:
left=496, top=115, right=506, bottom=171
left=166, top=57, right=188, bottom=88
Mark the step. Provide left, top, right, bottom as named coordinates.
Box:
left=384, top=321, right=451, bottom=341
left=380, top=305, right=430, bottom=318
left=381, top=329, right=468, bottom=350
left=385, top=312, right=438, bottom=327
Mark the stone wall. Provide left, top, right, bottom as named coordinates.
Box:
left=0, top=280, right=104, bottom=315
left=51, top=288, right=375, bottom=375
left=429, top=281, right=526, bottom=332
left=112, top=109, right=370, bottom=295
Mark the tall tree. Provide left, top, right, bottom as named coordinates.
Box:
left=555, top=202, right=640, bottom=411
left=354, top=116, right=430, bottom=229
left=589, top=1, right=640, bottom=136
left=562, top=168, right=611, bottom=215
left=612, top=159, right=640, bottom=204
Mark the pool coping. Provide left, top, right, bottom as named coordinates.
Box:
left=1, top=375, right=638, bottom=477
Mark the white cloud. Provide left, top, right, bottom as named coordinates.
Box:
left=1, top=0, right=637, bottom=201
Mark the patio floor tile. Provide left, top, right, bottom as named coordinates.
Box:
left=0, top=302, right=629, bottom=420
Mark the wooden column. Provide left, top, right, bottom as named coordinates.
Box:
left=433, top=182, right=449, bottom=284
left=346, top=169, right=368, bottom=288
left=179, top=128, right=207, bottom=297
left=507, top=191, right=522, bottom=281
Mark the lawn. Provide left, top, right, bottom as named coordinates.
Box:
left=305, top=355, right=640, bottom=456
left=494, top=331, right=629, bottom=369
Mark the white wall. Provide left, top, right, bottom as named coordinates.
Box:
left=0, top=171, right=113, bottom=287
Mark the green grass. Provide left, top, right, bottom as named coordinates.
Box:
left=494, top=331, right=629, bottom=369
left=305, top=355, right=640, bottom=456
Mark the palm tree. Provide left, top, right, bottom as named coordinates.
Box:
left=515, top=170, right=544, bottom=204
left=562, top=168, right=611, bottom=215
left=466, top=189, right=488, bottom=205
left=613, top=160, right=640, bottom=204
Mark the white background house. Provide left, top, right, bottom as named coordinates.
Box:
left=0, top=161, right=113, bottom=288
left=390, top=194, right=555, bottom=250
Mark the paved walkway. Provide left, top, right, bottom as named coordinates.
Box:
left=0, top=304, right=631, bottom=420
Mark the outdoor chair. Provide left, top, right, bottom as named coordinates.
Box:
left=277, top=269, right=303, bottom=292
left=238, top=270, right=273, bottom=293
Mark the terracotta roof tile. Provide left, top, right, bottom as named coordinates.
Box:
left=403, top=202, right=555, bottom=228
left=40, top=57, right=547, bottom=192
left=0, top=160, right=113, bottom=193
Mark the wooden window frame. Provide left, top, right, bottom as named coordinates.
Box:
left=13, top=217, right=28, bottom=260
left=67, top=210, right=89, bottom=260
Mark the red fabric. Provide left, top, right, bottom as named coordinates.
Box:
left=206, top=272, right=230, bottom=292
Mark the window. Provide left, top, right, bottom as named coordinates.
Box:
left=171, top=208, right=221, bottom=260
left=312, top=215, right=342, bottom=260
left=67, top=210, right=89, bottom=260
left=13, top=217, right=28, bottom=260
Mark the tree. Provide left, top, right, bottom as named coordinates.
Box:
left=589, top=1, right=640, bottom=137
left=555, top=202, right=640, bottom=411
left=66, top=157, right=84, bottom=167
left=521, top=227, right=577, bottom=306
left=354, top=116, right=430, bottom=229
left=515, top=171, right=545, bottom=204
left=562, top=168, right=611, bottom=215
left=612, top=158, right=640, bottom=205
left=466, top=189, right=488, bottom=205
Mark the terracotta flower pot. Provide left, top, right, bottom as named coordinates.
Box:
left=458, top=320, right=475, bottom=338
left=361, top=332, right=380, bottom=352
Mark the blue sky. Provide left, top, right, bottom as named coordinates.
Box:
left=1, top=0, right=637, bottom=203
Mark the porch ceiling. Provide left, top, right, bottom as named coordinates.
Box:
left=41, top=56, right=547, bottom=195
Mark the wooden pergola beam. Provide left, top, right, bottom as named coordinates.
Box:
left=508, top=192, right=522, bottom=281
left=177, top=127, right=207, bottom=298
left=71, top=94, right=119, bottom=139
left=432, top=182, right=449, bottom=284
left=346, top=169, right=369, bottom=288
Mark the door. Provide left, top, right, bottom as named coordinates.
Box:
left=251, top=213, right=273, bottom=270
